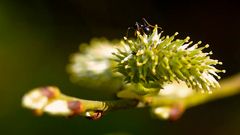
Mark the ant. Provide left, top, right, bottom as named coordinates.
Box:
left=125, top=18, right=161, bottom=37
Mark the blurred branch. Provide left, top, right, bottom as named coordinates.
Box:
left=145, top=73, right=240, bottom=108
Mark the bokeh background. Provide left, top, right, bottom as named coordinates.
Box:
left=0, top=0, right=240, bottom=135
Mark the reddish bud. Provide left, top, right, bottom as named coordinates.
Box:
left=169, top=103, right=185, bottom=121
left=40, top=86, right=59, bottom=99
left=67, top=100, right=83, bottom=115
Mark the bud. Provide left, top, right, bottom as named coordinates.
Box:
left=152, top=103, right=184, bottom=121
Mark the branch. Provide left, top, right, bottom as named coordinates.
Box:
left=22, top=86, right=138, bottom=120
left=142, top=73, right=240, bottom=120
left=22, top=73, right=240, bottom=120
left=145, top=73, right=240, bottom=108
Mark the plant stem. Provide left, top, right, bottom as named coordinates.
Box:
left=60, top=94, right=138, bottom=112
left=144, top=73, right=240, bottom=109
left=22, top=73, right=240, bottom=119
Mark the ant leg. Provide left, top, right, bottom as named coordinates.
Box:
left=125, top=27, right=134, bottom=38
left=135, top=22, right=140, bottom=31
left=135, top=22, right=146, bottom=35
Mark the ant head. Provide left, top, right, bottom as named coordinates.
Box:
left=125, top=18, right=161, bottom=38
left=135, top=18, right=152, bottom=34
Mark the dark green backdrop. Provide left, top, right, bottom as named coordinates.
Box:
left=0, top=0, right=240, bottom=135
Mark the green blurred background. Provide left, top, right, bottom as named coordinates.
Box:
left=0, top=0, right=240, bottom=135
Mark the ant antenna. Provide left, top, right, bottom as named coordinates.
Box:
left=142, top=18, right=162, bottom=29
